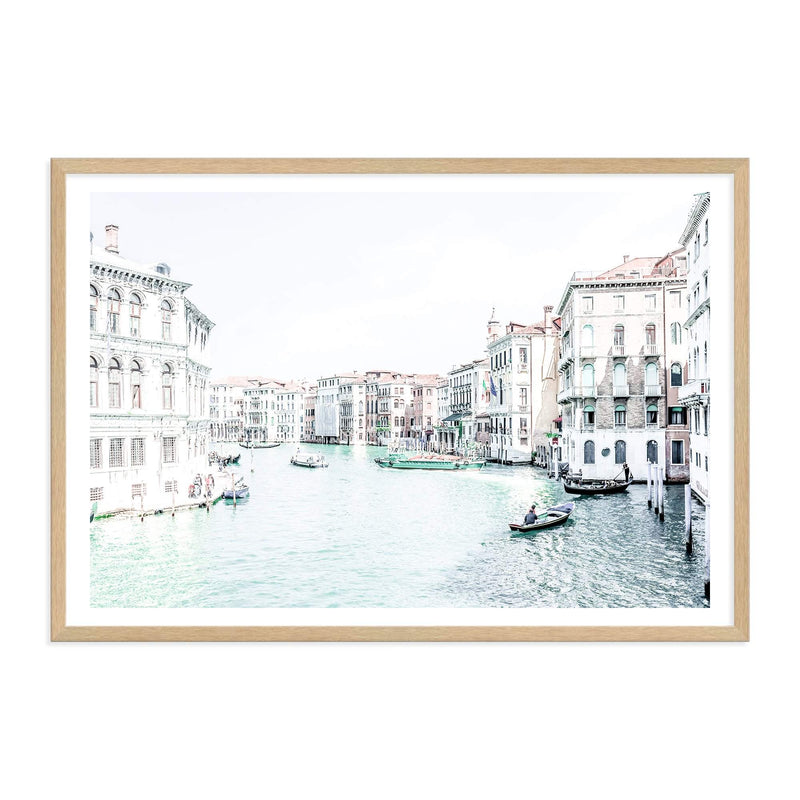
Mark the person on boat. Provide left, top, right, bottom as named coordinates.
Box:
left=523, top=504, right=538, bottom=525
left=623, top=462, right=631, bottom=482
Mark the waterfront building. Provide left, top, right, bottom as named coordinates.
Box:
left=410, top=374, right=442, bottom=444
left=677, top=192, right=711, bottom=502
left=365, top=371, right=397, bottom=444
left=315, top=372, right=363, bottom=444
left=555, top=256, right=689, bottom=482
left=302, top=385, right=317, bottom=442
left=439, top=358, right=491, bottom=453
left=487, top=306, right=561, bottom=464
left=243, top=380, right=284, bottom=442
left=435, top=378, right=450, bottom=451
left=210, top=376, right=263, bottom=442
left=338, top=375, right=367, bottom=444
left=276, top=381, right=308, bottom=442
left=89, top=225, right=214, bottom=515
left=375, top=373, right=415, bottom=444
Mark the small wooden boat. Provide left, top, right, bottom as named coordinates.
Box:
left=90, top=501, right=98, bottom=523
left=562, top=476, right=633, bottom=495
left=222, top=485, right=250, bottom=500
left=240, top=441, right=281, bottom=449
left=509, top=502, right=574, bottom=535
left=291, top=452, right=328, bottom=468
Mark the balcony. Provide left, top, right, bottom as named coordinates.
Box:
left=517, top=405, right=529, bottom=413
left=582, top=423, right=595, bottom=433
left=557, top=347, right=574, bottom=370
left=612, top=345, right=625, bottom=357
left=644, top=344, right=659, bottom=356
left=645, top=383, right=664, bottom=396
left=557, top=387, right=576, bottom=404
left=613, top=383, right=629, bottom=397
left=580, top=346, right=596, bottom=358
left=517, top=364, right=529, bottom=374
left=678, top=378, right=711, bottom=406
left=645, top=421, right=660, bottom=430
left=580, top=385, right=597, bottom=398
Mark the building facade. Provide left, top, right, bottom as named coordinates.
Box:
left=555, top=257, right=689, bottom=482
left=210, top=376, right=261, bottom=442
left=243, top=380, right=283, bottom=442
left=487, top=306, right=560, bottom=464
left=89, top=225, right=214, bottom=516
left=677, top=192, right=711, bottom=502
left=276, top=382, right=308, bottom=442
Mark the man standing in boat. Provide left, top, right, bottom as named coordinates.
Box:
left=623, top=462, right=631, bottom=482
left=524, top=504, right=538, bottom=525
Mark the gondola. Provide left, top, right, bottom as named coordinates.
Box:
left=562, top=476, right=633, bottom=495
left=240, top=441, right=281, bottom=449
left=509, top=502, right=575, bottom=535
left=222, top=485, right=250, bottom=500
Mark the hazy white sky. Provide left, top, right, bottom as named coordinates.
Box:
left=90, top=185, right=703, bottom=381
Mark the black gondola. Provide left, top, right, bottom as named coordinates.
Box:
left=509, top=502, right=575, bottom=535
left=562, top=476, right=633, bottom=495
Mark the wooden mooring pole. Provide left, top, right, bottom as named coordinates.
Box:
left=654, top=464, right=660, bottom=517
left=647, top=461, right=653, bottom=508
left=231, top=472, right=236, bottom=508
left=659, top=467, right=665, bottom=522
left=685, top=483, right=693, bottom=554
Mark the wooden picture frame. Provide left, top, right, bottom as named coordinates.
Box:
left=51, top=158, right=749, bottom=642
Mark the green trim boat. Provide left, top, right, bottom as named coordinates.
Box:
left=374, top=453, right=485, bottom=470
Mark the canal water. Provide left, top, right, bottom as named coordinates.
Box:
left=90, top=444, right=708, bottom=608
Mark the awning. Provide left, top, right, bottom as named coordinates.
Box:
left=442, top=412, right=468, bottom=422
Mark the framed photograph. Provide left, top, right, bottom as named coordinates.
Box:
left=51, top=158, right=749, bottom=641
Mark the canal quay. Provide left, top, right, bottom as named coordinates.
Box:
left=90, top=444, right=708, bottom=609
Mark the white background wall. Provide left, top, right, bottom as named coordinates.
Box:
left=0, top=2, right=794, bottom=798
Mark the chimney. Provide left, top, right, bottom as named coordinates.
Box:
left=622, top=254, right=629, bottom=263
left=105, top=224, right=119, bottom=254
left=543, top=304, right=553, bottom=330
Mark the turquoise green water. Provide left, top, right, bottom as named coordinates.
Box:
left=90, top=444, right=708, bottom=608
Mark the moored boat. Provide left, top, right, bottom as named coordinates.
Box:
left=290, top=451, right=328, bottom=468
left=562, top=476, right=632, bottom=495
left=240, top=441, right=281, bottom=449
left=509, top=502, right=574, bottom=535
left=222, top=485, right=250, bottom=500
left=374, top=452, right=485, bottom=470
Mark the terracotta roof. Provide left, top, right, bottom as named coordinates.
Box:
left=593, top=257, right=661, bottom=279
left=211, top=375, right=269, bottom=387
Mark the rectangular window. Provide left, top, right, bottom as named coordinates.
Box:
left=131, top=437, right=144, bottom=467
left=613, top=295, right=624, bottom=311
left=109, top=437, right=125, bottom=468
left=671, top=440, right=684, bottom=464
left=109, top=382, right=121, bottom=409
left=90, top=487, right=104, bottom=502
left=704, top=219, right=708, bottom=244
left=669, top=291, right=681, bottom=308
left=90, top=438, right=102, bottom=469
left=645, top=294, right=656, bottom=311
left=163, top=436, right=176, bottom=464
left=164, top=479, right=178, bottom=494
left=131, top=483, right=147, bottom=498
left=582, top=296, right=593, bottom=313
left=669, top=407, right=686, bottom=425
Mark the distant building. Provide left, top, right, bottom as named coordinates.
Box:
left=316, top=373, right=363, bottom=444
left=439, top=359, right=491, bottom=453
left=677, top=192, right=711, bottom=502
left=555, top=256, right=688, bottom=482
left=487, top=306, right=560, bottom=464
left=302, top=385, right=317, bottom=442
left=89, top=225, right=214, bottom=515
left=276, top=381, right=308, bottom=442
left=243, top=380, right=284, bottom=442
left=210, top=376, right=264, bottom=442
left=338, top=375, right=367, bottom=444
left=410, top=374, right=442, bottom=444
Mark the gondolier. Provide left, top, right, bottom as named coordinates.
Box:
left=523, top=504, right=538, bottom=525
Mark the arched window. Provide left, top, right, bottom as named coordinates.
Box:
left=613, top=324, right=625, bottom=347
left=107, top=288, right=121, bottom=334
left=89, top=356, right=98, bottom=407
left=614, top=404, right=626, bottom=428
left=645, top=362, right=658, bottom=388
left=645, top=323, right=656, bottom=345
left=671, top=363, right=683, bottom=386
left=583, top=405, right=595, bottom=427
left=582, top=324, right=594, bottom=347
left=162, top=363, right=174, bottom=409
left=130, top=293, right=142, bottom=337
left=161, top=299, right=173, bottom=341
left=614, top=439, right=627, bottom=464
left=584, top=440, right=595, bottom=464
left=703, top=343, right=708, bottom=374
left=90, top=285, right=98, bottom=330
left=647, top=404, right=658, bottom=425
left=131, top=359, right=142, bottom=409
left=613, top=362, right=627, bottom=387
left=358, top=400, right=363, bottom=415
left=647, top=439, right=658, bottom=463
left=108, top=357, right=121, bottom=408
left=582, top=363, right=594, bottom=390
